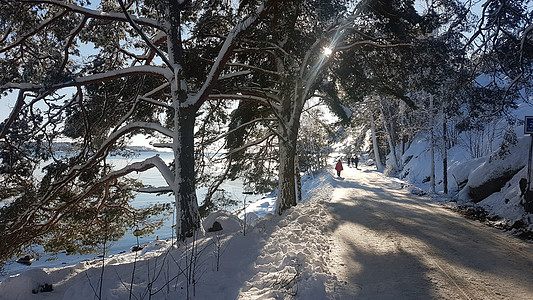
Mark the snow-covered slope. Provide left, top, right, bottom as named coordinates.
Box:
left=397, top=102, right=533, bottom=234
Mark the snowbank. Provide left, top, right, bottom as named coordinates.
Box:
left=0, top=172, right=341, bottom=299
left=0, top=269, right=52, bottom=299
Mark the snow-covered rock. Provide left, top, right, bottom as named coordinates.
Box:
left=242, top=211, right=260, bottom=228
left=141, top=239, right=171, bottom=255
left=461, top=137, right=529, bottom=203
left=451, top=156, right=487, bottom=191
left=0, top=269, right=52, bottom=299
left=202, top=210, right=242, bottom=233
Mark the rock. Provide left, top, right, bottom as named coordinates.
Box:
left=520, top=178, right=527, bottom=196
left=202, top=210, right=242, bottom=233
left=131, top=244, right=147, bottom=252
left=511, top=219, right=525, bottom=230
left=33, top=283, right=53, bottom=294
left=468, top=169, right=521, bottom=203
left=208, top=221, right=223, bottom=232
left=16, top=255, right=33, bottom=265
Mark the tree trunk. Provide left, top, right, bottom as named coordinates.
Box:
left=167, top=2, right=200, bottom=239
left=380, top=104, right=399, bottom=172
left=275, top=137, right=297, bottom=215
left=443, top=116, right=448, bottom=194
left=295, top=154, right=302, bottom=203
left=370, top=114, right=384, bottom=171
left=429, top=95, right=436, bottom=194
left=174, top=107, right=201, bottom=238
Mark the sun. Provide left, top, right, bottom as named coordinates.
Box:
left=323, top=47, right=333, bottom=56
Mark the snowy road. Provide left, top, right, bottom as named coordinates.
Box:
left=326, top=165, right=533, bottom=300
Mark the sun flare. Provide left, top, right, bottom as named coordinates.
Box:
left=323, top=47, right=333, bottom=56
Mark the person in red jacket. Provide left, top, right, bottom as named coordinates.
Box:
left=335, top=159, right=343, bottom=177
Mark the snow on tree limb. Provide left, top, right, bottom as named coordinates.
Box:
left=225, top=132, right=276, bottom=158
left=40, top=121, right=174, bottom=203
left=60, top=16, right=88, bottom=72
left=78, top=155, right=175, bottom=199
left=138, top=96, right=172, bottom=108
left=18, top=0, right=164, bottom=29
left=335, top=41, right=412, bottom=52
left=184, top=2, right=271, bottom=108
left=109, top=121, right=174, bottom=138
left=34, top=155, right=174, bottom=231
left=138, top=186, right=174, bottom=193
left=225, top=62, right=282, bottom=77
left=1, top=65, right=174, bottom=91
left=117, top=0, right=173, bottom=70
left=208, top=117, right=278, bottom=146
left=0, top=90, right=26, bottom=139
left=207, top=93, right=270, bottom=106
left=152, top=143, right=173, bottom=149
left=218, top=70, right=252, bottom=80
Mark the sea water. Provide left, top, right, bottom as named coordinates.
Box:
left=0, top=151, right=264, bottom=280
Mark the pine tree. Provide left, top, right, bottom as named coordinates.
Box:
left=0, top=0, right=274, bottom=262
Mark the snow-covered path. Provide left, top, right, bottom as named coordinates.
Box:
left=326, top=165, right=533, bottom=299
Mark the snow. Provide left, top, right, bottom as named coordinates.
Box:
left=202, top=210, right=242, bottom=233
left=0, top=171, right=339, bottom=299
left=479, top=167, right=528, bottom=222
left=397, top=102, right=533, bottom=235
left=2, top=99, right=533, bottom=298
left=2, top=156, right=533, bottom=298
left=465, top=136, right=529, bottom=190
left=0, top=269, right=51, bottom=299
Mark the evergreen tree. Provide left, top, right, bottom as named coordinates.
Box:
left=0, top=0, right=274, bottom=262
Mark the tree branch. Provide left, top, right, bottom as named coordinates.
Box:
left=117, top=0, right=173, bottom=70
left=0, top=9, right=68, bottom=53
left=184, top=1, right=274, bottom=108
left=207, top=93, right=270, bottom=106
left=1, top=65, right=173, bottom=91
left=19, top=0, right=164, bottom=29
left=335, top=41, right=412, bottom=52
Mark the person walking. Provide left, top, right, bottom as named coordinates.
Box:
left=354, top=155, right=359, bottom=169
left=335, top=159, right=343, bottom=177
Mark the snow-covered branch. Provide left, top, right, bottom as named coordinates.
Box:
left=59, top=16, right=88, bottom=72
left=138, top=186, right=174, bottom=193
left=226, top=133, right=276, bottom=157
left=184, top=1, right=273, bottom=108
left=153, top=143, right=173, bottom=149
left=335, top=41, right=412, bottom=52
left=19, top=0, right=164, bottom=29
left=60, top=155, right=174, bottom=224
left=300, top=38, right=324, bottom=78
left=1, top=65, right=173, bottom=91
left=138, top=96, right=171, bottom=108
left=0, top=91, right=27, bottom=139
left=109, top=121, right=174, bottom=138
left=117, top=0, right=173, bottom=70
left=218, top=70, right=252, bottom=80
left=39, top=121, right=173, bottom=203
left=225, top=62, right=282, bottom=77
left=207, top=93, right=270, bottom=106
left=209, top=117, right=278, bottom=146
